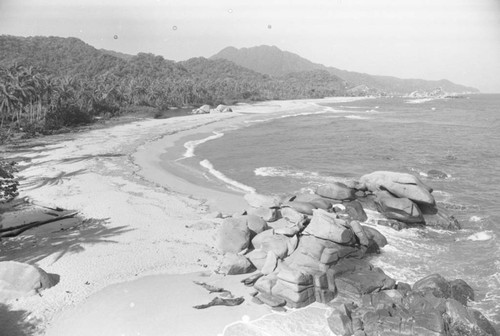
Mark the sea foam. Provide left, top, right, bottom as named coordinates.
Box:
left=182, top=131, right=224, bottom=158
left=200, top=159, right=255, bottom=193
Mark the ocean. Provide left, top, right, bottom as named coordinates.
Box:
left=177, top=94, right=500, bottom=326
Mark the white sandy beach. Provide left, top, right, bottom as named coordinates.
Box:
left=1, top=97, right=366, bottom=336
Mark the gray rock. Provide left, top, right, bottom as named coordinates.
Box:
left=216, top=217, right=250, bottom=254
left=427, top=169, right=448, bottom=179
left=333, top=259, right=396, bottom=302
left=316, top=182, right=356, bottom=201
left=220, top=253, right=256, bottom=275
left=342, top=200, right=368, bottom=222
left=245, top=214, right=269, bottom=237
left=0, top=261, right=57, bottom=301
left=450, top=279, right=474, bottom=306
left=360, top=171, right=435, bottom=206
left=375, top=191, right=424, bottom=224
left=328, top=303, right=354, bottom=336
left=413, top=273, right=451, bottom=298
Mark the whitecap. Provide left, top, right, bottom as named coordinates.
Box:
left=345, top=115, right=370, bottom=120
left=200, top=159, right=256, bottom=193
left=470, top=215, right=483, bottom=222
left=466, top=231, right=493, bottom=241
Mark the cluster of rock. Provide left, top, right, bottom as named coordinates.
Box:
left=191, top=104, right=233, bottom=114
left=214, top=171, right=497, bottom=335
left=329, top=273, right=497, bottom=336
left=0, top=161, right=18, bottom=203
left=357, top=171, right=459, bottom=230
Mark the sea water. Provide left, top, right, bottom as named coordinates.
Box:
left=185, top=95, right=500, bottom=328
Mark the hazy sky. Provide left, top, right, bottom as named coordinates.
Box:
left=1, top=0, right=500, bottom=92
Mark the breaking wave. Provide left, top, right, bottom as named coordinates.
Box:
left=200, top=159, right=255, bottom=193
left=182, top=131, right=224, bottom=158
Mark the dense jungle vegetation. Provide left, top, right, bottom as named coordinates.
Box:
left=0, top=35, right=347, bottom=141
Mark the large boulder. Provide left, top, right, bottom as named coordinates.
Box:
left=360, top=171, right=435, bottom=206
left=279, top=207, right=305, bottom=225
left=216, top=217, right=251, bottom=253
left=245, top=214, right=269, bottom=237
left=361, top=225, right=388, bottom=249
left=219, top=253, right=255, bottom=275
left=244, top=193, right=280, bottom=208
left=0, top=261, right=57, bottom=301
left=413, top=273, right=451, bottom=298
left=450, top=279, right=474, bottom=306
left=247, top=206, right=279, bottom=222
left=213, top=104, right=233, bottom=113
left=375, top=191, right=424, bottom=224
left=420, top=204, right=461, bottom=230
left=332, top=259, right=396, bottom=302
left=303, top=209, right=354, bottom=244
left=251, top=230, right=290, bottom=259
left=282, top=201, right=316, bottom=216
left=316, top=182, right=356, bottom=201
left=342, top=200, right=368, bottom=222
left=328, top=303, right=354, bottom=336
left=192, top=104, right=211, bottom=114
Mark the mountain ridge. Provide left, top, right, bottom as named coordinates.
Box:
left=211, top=45, right=479, bottom=94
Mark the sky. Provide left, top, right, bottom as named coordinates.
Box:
left=1, top=0, right=500, bottom=92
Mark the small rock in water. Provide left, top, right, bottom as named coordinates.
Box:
left=427, top=169, right=448, bottom=179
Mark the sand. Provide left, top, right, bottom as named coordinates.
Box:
left=0, top=97, right=366, bottom=335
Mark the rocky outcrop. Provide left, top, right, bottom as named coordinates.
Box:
left=328, top=274, right=497, bottom=336
left=360, top=171, right=435, bottom=206
left=211, top=170, right=495, bottom=335
left=0, top=261, right=57, bottom=301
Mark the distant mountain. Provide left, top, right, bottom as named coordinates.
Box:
left=211, top=45, right=479, bottom=94
left=212, top=46, right=322, bottom=77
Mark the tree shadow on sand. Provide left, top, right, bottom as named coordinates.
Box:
left=0, top=303, right=40, bottom=336
left=20, top=169, right=87, bottom=190
left=0, top=217, right=133, bottom=264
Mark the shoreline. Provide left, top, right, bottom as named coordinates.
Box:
left=0, top=97, right=368, bottom=335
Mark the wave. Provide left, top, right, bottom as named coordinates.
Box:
left=244, top=109, right=332, bottom=125
left=254, top=167, right=355, bottom=187
left=255, top=166, right=320, bottom=179
left=466, top=230, right=494, bottom=241
left=406, top=98, right=440, bottom=104
left=182, top=131, right=224, bottom=158
left=200, top=159, right=256, bottom=194
left=469, top=215, right=483, bottom=222
left=344, top=115, right=371, bottom=120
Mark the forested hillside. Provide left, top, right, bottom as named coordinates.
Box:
left=0, top=35, right=348, bottom=140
